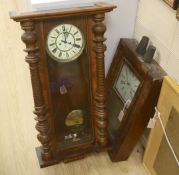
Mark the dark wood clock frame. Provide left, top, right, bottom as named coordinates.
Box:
left=106, top=38, right=166, bottom=162
left=10, top=3, right=116, bottom=167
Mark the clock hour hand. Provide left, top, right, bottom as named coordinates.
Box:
left=61, top=40, right=81, bottom=48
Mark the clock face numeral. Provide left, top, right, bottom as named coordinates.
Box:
left=55, top=29, right=60, bottom=34
left=66, top=52, right=69, bottom=58
left=73, top=31, right=78, bottom=35
left=76, top=38, right=81, bottom=41
left=46, top=24, right=85, bottom=62
left=49, top=43, right=55, bottom=46
left=59, top=51, right=62, bottom=57
left=73, top=44, right=81, bottom=48
left=52, top=48, right=57, bottom=53
left=115, top=64, right=140, bottom=102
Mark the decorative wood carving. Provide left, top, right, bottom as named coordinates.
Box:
left=21, top=21, right=52, bottom=161
left=10, top=3, right=116, bottom=167
left=92, top=13, right=108, bottom=147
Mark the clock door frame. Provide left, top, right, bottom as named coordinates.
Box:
left=39, top=16, right=95, bottom=153
left=107, top=38, right=166, bottom=162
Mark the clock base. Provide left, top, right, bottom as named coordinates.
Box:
left=35, top=145, right=94, bottom=168
left=36, top=144, right=113, bottom=168
left=35, top=147, right=60, bottom=168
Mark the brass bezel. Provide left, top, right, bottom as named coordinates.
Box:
left=46, top=23, right=85, bottom=63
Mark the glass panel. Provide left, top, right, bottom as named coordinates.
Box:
left=47, top=49, right=93, bottom=150
left=108, top=89, right=123, bottom=141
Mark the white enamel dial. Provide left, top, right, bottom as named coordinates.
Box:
left=114, top=63, right=140, bottom=102
left=46, top=24, right=85, bottom=62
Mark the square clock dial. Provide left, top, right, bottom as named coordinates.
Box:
left=114, top=63, right=140, bottom=103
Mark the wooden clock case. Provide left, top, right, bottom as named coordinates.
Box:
left=106, top=39, right=166, bottom=162
left=10, top=3, right=116, bottom=167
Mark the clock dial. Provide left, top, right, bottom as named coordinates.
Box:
left=47, top=24, right=85, bottom=62
left=114, top=63, right=140, bottom=102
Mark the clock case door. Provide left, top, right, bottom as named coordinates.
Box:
left=43, top=17, right=93, bottom=151
left=106, top=38, right=166, bottom=162
left=37, top=16, right=96, bottom=160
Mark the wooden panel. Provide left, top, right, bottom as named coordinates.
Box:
left=107, top=39, right=166, bottom=162
left=143, top=76, right=179, bottom=175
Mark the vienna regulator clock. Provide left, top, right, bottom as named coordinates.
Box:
left=10, top=3, right=116, bottom=167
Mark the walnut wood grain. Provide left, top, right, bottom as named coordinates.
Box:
left=107, top=39, right=166, bottom=162
left=21, top=21, right=53, bottom=161
left=10, top=4, right=116, bottom=167
left=92, top=13, right=108, bottom=147
left=10, top=3, right=116, bottom=22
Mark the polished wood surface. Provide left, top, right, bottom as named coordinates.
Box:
left=10, top=3, right=116, bottom=21
left=107, top=39, right=166, bottom=162
left=0, top=0, right=147, bottom=174
left=10, top=2, right=115, bottom=167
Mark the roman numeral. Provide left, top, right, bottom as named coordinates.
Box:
left=49, top=43, right=55, bottom=46
left=62, top=25, right=65, bottom=31
left=73, top=44, right=80, bottom=48
left=73, top=31, right=78, bottom=35
left=76, top=38, right=81, bottom=41
left=55, top=29, right=60, bottom=34
left=50, top=36, right=56, bottom=39
left=59, top=51, right=62, bottom=57
left=66, top=52, right=69, bottom=58
left=52, top=48, right=57, bottom=53
left=69, top=26, right=72, bottom=33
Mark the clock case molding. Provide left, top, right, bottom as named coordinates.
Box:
left=106, top=39, right=166, bottom=162
left=10, top=3, right=116, bottom=167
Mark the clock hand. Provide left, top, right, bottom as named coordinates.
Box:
left=61, top=40, right=67, bottom=44
left=61, top=40, right=81, bottom=48
left=62, top=31, right=67, bottom=43
left=66, top=26, right=72, bottom=39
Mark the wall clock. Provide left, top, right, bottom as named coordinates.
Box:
left=106, top=38, right=166, bottom=162
left=10, top=3, right=116, bottom=167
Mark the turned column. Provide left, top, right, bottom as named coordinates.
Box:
left=92, top=13, right=108, bottom=147
left=21, top=21, right=52, bottom=161
left=177, top=5, right=179, bottom=20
